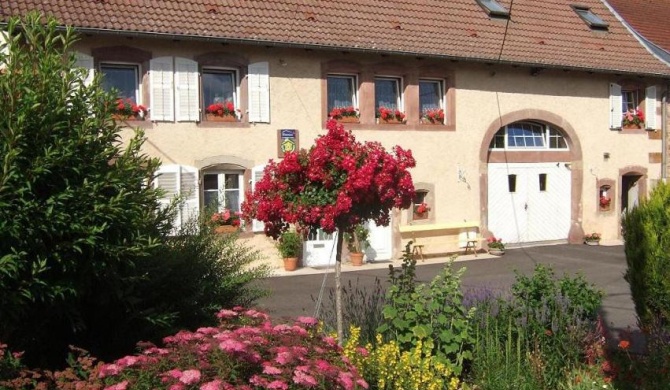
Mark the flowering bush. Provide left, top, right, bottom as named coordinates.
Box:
left=242, top=119, right=415, bottom=239
left=114, top=98, right=147, bottom=119
left=599, top=195, right=611, bottom=208
left=422, top=109, right=444, bottom=124
left=211, top=208, right=241, bottom=227
left=584, top=232, right=601, bottom=241
left=206, top=101, right=237, bottom=117
left=487, top=236, right=505, bottom=250
left=329, top=106, right=359, bottom=120
left=622, top=108, right=645, bottom=127
left=376, top=107, right=406, bottom=123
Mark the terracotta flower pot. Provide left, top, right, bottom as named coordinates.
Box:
left=206, top=113, right=238, bottom=122
left=349, top=252, right=364, bottom=266
left=283, top=257, right=299, bottom=271
left=377, top=117, right=405, bottom=124
left=336, top=116, right=360, bottom=123
left=214, top=225, right=238, bottom=234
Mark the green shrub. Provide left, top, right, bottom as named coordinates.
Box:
left=377, top=245, right=474, bottom=376
left=467, top=265, right=604, bottom=389
left=622, top=181, right=670, bottom=329
left=277, top=230, right=302, bottom=258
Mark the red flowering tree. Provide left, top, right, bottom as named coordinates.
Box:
left=243, top=120, right=416, bottom=340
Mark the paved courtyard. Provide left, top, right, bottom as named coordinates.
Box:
left=256, top=242, right=636, bottom=337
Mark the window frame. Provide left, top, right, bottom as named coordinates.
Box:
left=202, top=171, right=245, bottom=213
left=489, top=121, right=569, bottom=151
left=99, top=62, right=141, bottom=103
left=571, top=5, right=609, bottom=30
left=326, top=74, right=358, bottom=113
left=374, top=76, right=403, bottom=113
left=419, top=78, right=445, bottom=124
left=201, top=67, right=240, bottom=121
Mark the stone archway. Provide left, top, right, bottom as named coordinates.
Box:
left=478, top=109, right=584, bottom=244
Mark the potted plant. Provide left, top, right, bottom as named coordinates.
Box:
left=376, top=106, right=406, bottom=124
left=344, top=223, right=370, bottom=266
left=487, top=235, right=505, bottom=255
left=329, top=106, right=360, bottom=123
left=211, top=208, right=241, bottom=234
left=277, top=231, right=302, bottom=271
left=584, top=232, right=601, bottom=246
left=599, top=195, right=612, bottom=211
left=205, top=101, right=239, bottom=122
left=113, top=98, right=147, bottom=120
left=622, top=108, right=645, bottom=129
left=413, top=202, right=430, bottom=220
left=422, top=108, right=444, bottom=125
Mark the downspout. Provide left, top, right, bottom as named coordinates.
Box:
left=663, top=88, right=668, bottom=182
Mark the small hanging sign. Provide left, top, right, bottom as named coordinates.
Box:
left=278, top=129, right=299, bottom=158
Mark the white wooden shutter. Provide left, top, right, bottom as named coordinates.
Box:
left=645, top=85, right=657, bottom=130
left=180, top=165, right=200, bottom=224
left=609, top=83, right=622, bottom=129
left=74, top=52, right=94, bottom=87
left=0, top=31, right=8, bottom=71
left=251, top=164, right=266, bottom=232
left=155, top=164, right=200, bottom=232
left=175, top=57, right=200, bottom=122
left=155, top=164, right=181, bottom=231
left=150, top=56, right=175, bottom=121
left=248, top=62, right=270, bottom=123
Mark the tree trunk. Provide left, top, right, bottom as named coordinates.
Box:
left=335, top=226, right=344, bottom=345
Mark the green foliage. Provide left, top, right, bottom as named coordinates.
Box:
left=0, top=13, right=173, bottom=366
left=377, top=244, right=474, bottom=376
left=344, top=223, right=370, bottom=253
left=622, top=181, right=670, bottom=329
left=277, top=230, right=302, bottom=258
left=468, top=265, right=605, bottom=389
left=0, top=14, right=270, bottom=367
left=315, top=277, right=387, bottom=345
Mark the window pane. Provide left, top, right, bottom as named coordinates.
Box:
left=204, top=191, right=219, bottom=210
left=225, top=190, right=240, bottom=212
left=203, top=174, right=218, bottom=191
left=327, top=76, right=354, bottom=111
left=375, top=78, right=399, bottom=110
left=508, top=174, right=516, bottom=193
left=507, top=122, right=544, bottom=148
left=539, top=173, right=547, bottom=192
left=225, top=174, right=239, bottom=190
left=419, top=81, right=441, bottom=114
left=101, top=65, right=137, bottom=100
left=622, top=90, right=637, bottom=113
left=548, top=128, right=568, bottom=149
left=203, top=71, right=235, bottom=108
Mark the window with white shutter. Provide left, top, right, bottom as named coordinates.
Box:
left=155, top=164, right=199, bottom=233
left=609, top=83, right=622, bottom=129
left=645, top=85, right=657, bottom=130
left=74, top=52, right=95, bottom=87
left=150, top=56, right=175, bottom=122
left=175, top=57, right=200, bottom=122
left=248, top=62, right=270, bottom=123
left=251, top=164, right=266, bottom=232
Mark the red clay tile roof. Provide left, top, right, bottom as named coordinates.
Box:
left=607, top=0, right=670, bottom=53
left=1, top=0, right=669, bottom=76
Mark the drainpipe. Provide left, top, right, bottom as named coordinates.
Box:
left=663, top=89, right=668, bottom=182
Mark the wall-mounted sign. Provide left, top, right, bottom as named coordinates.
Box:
left=277, top=129, right=299, bottom=157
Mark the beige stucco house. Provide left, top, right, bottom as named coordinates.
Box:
left=3, top=0, right=670, bottom=265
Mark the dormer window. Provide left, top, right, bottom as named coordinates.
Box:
left=571, top=5, right=609, bottom=30
left=475, top=0, right=510, bottom=18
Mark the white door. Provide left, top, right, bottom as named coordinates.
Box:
left=303, top=229, right=338, bottom=267
left=488, top=163, right=571, bottom=243
left=365, top=220, right=392, bottom=261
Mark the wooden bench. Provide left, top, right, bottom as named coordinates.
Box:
left=399, top=221, right=481, bottom=260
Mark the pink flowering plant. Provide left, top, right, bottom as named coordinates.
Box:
left=329, top=106, right=359, bottom=120
left=422, top=108, right=444, bottom=124
left=622, top=108, right=645, bottom=127
left=211, top=208, right=241, bottom=227
left=487, top=236, right=505, bottom=250
left=114, top=98, right=147, bottom=119
left=12, top=308, right=368, bottom=389
left=376, top=107, right=406, bottom=123
left=206, top=101, right=238, bottom=118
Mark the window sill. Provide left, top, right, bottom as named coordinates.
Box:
left=330, top=122, right=454, bottom=131
left=197, top=121, right=250, bottom=129
left=115, top=119, right=153, bottom=129
left=611, top=127, right=648, bottom=135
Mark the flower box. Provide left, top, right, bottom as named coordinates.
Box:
left=214, top=225, right=239, bottom=234
left=112, top=114, right=143, bottom=121
left=336, top=116, right=360, bottom=123
left=378, top=117, right=405, bottom=124
left=622, top=124, right=642, bottom=130
left=206, top=114, right=238, bottom=122
left=421, top=118, right=443, bottom=125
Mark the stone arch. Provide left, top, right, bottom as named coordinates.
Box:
left=478, top=109, right=584, bottom=243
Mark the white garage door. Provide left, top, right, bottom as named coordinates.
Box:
left=488, top=163, right=571, bottom=244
